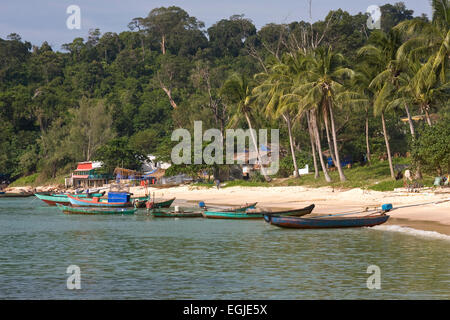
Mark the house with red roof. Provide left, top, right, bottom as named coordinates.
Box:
left=68, top=161, right=111, bottom=188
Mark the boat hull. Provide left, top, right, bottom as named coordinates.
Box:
left=35, top=193, right=105, bottom=206
left=0, top=193, right=34, bottom=198
left=207, top=202, right=257, bottom=213
left=131, top=196, right=149, bottom=208
left=203, top=204, right=315, bottom=219
left=150, top=210, right=203, bottom=218
left=146, top=198, right=176, bottom=209
left=68, top=195, right=132, bottom=207
left=264, top=214, right=390, bottom=229
left=56, top=204, right=136, bottom=215
left=253, top=204, right=315, bottom=217
left=202, top=211, right=264, bottom=219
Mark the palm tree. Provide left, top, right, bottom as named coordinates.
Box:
left=273, top=52, right=326, bottom=180
left=253, top=61, right=301, bottom=178
left=294, top=47, right=353, bottom=182
left=279, top=51, right=332, bottom=182
left=358, top=30, right=406, bottom=179
left=395, top=0, right=450, bottom=123
left=352, top=64, right=378, bottom=165
left=220, top=73, right=272, bottom=182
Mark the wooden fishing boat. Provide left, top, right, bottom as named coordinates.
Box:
left=0, top=192, right=34, bottom=198
left=149, top=208, right=203, bottom=218
left=35, top=192, right=105, bottom=206
left=146, top=197, right=176, bottom=209
left=249, top=204, right=315, bottom=216
left=67, top=194, right=133, bottom=208
left=204, top=202, right=258, bottom=212
left=202, top=210, right=263, bottom=219
left=131, top=195, right=150, bottom=208
left=202, top=204, right=315, bottom=219
left=56, top=204, right=137, bottom=215
left=263, top=213, right=389, bottom=229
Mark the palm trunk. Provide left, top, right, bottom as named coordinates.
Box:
left=311, top=110, right=331, bottom=182
left=365, top=105, right=371, bottom=164
left=404, top=105, right=423, bottom=179
left=404, top=104, right=416, bottom=137
left=381, top=112, right=395, bottom=179
left=141, top=37, right=145, bottom=61
left=244, top=111, right=271, bottom=182
left=323, top=108, right=337, bottom=169
left=306, top=111, right=319, bottom=179
left=161, top=35, right=166, bottom=55
left=424, top=107, right=432, bottom=126
left=282, top=113, right=299, bottom=178
left=328, top=103, right=346, bottom=181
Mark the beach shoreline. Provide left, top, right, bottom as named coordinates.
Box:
left=5, top=184, right=450, bottom=235
left=139, top=184, right=450, bottom=234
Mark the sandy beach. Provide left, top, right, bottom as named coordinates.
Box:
left=133, top=185, right=450, bottom=235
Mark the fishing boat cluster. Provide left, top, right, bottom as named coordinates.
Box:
left=30, top=190, right=392, bottom=229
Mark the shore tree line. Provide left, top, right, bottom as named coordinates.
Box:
left=0, top=2, right=448, bottom=184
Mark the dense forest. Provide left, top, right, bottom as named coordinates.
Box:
left=0, top=1, right=449, bottom=186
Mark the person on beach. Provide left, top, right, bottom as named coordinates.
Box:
left=215, top=179, right=220, bottom=189
left=404, top=169, right=412, bottom=181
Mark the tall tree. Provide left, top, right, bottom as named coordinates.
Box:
left=221, top=73, right=271, bottom=182
left=68, top=98, right=115, bottom=161
left=142, top=6, right=205, bottom=55
left=296, top=47, right=353, bottom=181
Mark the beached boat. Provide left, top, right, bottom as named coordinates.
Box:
left=202, top=204, right=315, bottom=219
left=35, top=193, right=105, bottom=206
left=0, top=192, right=34, bottom=198
left=132, top=195, right=150, bottom=208
left=149, top=208, right=203, bottom=218
left=56, top=204, right=137, bottom=215
left=145, top=197, right=176, bottom=209
left=203, top=202, right=258, bottom=212
left=263, top=213, right=389, bottom=229
left=68, top=193, right=133, bottom=208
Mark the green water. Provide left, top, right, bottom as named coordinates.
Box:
left=0, top=197, right=449, bottom=299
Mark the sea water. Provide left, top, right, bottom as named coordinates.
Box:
left=0, top=197, right=449, bottom=299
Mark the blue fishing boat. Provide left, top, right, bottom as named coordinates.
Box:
left=68, top=192, right=132, bottom=207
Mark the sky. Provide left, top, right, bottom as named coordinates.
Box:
left=0, top=0, right=432, bottom=51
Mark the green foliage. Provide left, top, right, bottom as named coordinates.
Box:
left=8, top=173, right=39, bottom=187
left=94, top=137, right=146, bottom=173
left=0, top=2, right=447, bottom=189
left=411, top=121, right=450, bottom=175
left=277, top=152, right=312, bottom=178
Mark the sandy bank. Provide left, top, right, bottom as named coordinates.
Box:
left=132, top=185, right=450, bottom=233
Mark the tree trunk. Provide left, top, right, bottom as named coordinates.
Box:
left=328, top=103, right=346, bottom=181
left=381, top=112, right=395, bottom=179
left=306, top=111, right=319, bottom=179
left=161, top=35, right=166, bottom=55
left=160, top=84, right=178, bottom=109
left=404, top=104, right=415, bottom=137
left=311, top=110, right=331, bottom=182
left=365, top=105, right=371, bottom=164
left=323, top=107, right=337, bottom=169
left=141, top=37, right=145, bottom=61
left=244, top=111, right=271, bottom=182
left=424, top=107, right=432, bottom=126
left=283, top=113, right=299, bottom=178
left=404, top=105, right=423, bottom=179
